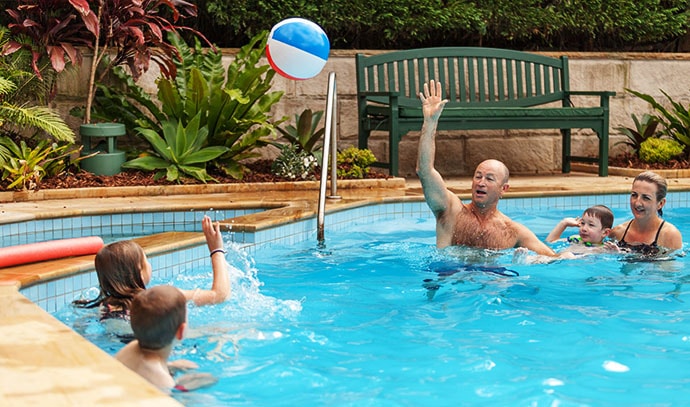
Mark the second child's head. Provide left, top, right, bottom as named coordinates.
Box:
left=579, top=205, right=614, bottom=244
left=94, top=240, right=152, bottom=310
left=130, top=285, right=187, bottom=350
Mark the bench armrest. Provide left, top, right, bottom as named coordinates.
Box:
left=564, top=90, right=616, bottom=107
left=566, top=91, right=616, bottom=97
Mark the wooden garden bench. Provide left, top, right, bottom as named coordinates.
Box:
left=355, top=47, right=615, bottom=176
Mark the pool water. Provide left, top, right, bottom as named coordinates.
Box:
left=55, top=207, right=690, bottom=406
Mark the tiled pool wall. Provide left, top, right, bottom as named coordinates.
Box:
left=1, top=208, right=264, bottom=247
left=17, top=191, right=690, bottom=313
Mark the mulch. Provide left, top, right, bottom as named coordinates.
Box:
left=608, top=152, right=690, bottom=171
left=30, top=160, right=391, bottom=190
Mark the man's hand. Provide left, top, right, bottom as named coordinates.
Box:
left=419, top=80, right=448, bottom=121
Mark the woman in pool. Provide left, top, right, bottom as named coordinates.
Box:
left=74, top=215, right=230, bottom=329
left=610, top=171, right=683, bottom=255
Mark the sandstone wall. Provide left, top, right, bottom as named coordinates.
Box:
left=55, top=51, right=690, bottom=177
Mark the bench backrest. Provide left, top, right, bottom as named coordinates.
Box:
left=356, top=47, right=570, bottom=108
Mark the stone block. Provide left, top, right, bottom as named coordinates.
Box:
left=467, top=134, right=560, bottom=174
left=629, top=60, right=690, bottom=96
left=569, top=59, right=626, bottom=97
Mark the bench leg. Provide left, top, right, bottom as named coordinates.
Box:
left=358, top=124, right=370, bottom=150
left=561, top=129, right=571, bottom=174
left=389, top=135, right=399, bottom=177
left=598, top=128, right=609, bottom=177
left=388, top=120, right=400, bottom=177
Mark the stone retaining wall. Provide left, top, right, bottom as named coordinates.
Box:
left=55, top=50, right=690, bottom=177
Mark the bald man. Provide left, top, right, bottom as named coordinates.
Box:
left=416, top=80, right=556, bottom=256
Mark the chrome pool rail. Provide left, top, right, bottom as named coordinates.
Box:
left=317, top=71, right=341, bottom=243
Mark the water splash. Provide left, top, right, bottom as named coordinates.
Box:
left=182, top=242, right=303, bottom=326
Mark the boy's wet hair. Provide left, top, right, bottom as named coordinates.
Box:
left=130, top=285, right=186, bottom=350
left=583, top=205, right=614, bottom=229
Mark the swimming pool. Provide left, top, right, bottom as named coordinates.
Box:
left=52, top=196, right=690, bottom=406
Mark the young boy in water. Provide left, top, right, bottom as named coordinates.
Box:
left=546, top=205, right=616, bottom=254
left=115, top=285, right=217, bottom=392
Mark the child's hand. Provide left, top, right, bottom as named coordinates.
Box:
left=561, top=217, right=581, bottom=228
left=603, top=241, right=621, bottom=252
left=168, top=359, right=199, bottom=374
left=202, top=215, right=224, bottom=253
left=175, top=372, right=218, bottom=391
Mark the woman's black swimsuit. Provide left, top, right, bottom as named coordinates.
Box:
left=617, top=220, right=665, bottom=256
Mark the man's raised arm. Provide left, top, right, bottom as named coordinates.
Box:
left=416, top=80, right=452, bottom=216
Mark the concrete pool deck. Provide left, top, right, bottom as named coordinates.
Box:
left=2, top=171, right=690, bottom=406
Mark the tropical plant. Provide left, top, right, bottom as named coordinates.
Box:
left=89, top=31, right=285, bottom=179
left=336, top=147, right=376, bottom=179
left=274, top=108, right=325, bottom=161
left=626, top=88, right=690, bottom=158
left=4, top=0, right=209, bottom=124
left=271, top=143, right=318, bottom=180
left=0, top=27, right=75, bottom=143
left=614, top=113, right=660, bottom=156
left=122, top=114, right=228, bottom=183
left=0, top=136, right=81, bottom=190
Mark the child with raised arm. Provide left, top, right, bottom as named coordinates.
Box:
left=115, top=285, right=217, bottom=392
left=547, top=205, right=616, bottom=253
left=74, top=215, right=229, bottom=336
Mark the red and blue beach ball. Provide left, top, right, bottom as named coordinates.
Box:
left=266, top=18, right=330, bottom=80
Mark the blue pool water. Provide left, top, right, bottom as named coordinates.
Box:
left=54, top=205, right=690, bottom=406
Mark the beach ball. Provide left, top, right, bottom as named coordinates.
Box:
left=266, top=18, right=330, bottom=80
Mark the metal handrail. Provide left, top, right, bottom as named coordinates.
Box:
left=317, top=72, right=341, bottom=243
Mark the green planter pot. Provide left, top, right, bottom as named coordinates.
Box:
left=80, top=123, right=126, bottom=176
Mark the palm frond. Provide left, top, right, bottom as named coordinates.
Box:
left=0, top=104, right=75, bottom=142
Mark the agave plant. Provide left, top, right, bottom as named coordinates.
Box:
left=122, top=113, right=228, bottom=183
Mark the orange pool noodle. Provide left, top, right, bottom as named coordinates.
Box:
left=0, top=236, right=104, bottom=268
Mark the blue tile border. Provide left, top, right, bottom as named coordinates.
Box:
left=0, top=208, right=264, bottom=247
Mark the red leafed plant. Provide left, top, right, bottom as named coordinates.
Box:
left=3, top=0, right=211, bottom=123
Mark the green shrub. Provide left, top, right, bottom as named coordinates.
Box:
left=336, top=147, right=376, bottom=179
left=638, top=137, right=684, bottom=164
left=197, top=0, right=690, bottom=51
left=271, top=144, right=318, bottom=180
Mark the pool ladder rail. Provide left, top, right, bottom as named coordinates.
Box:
left=317, top=71, right=341, bottom=243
